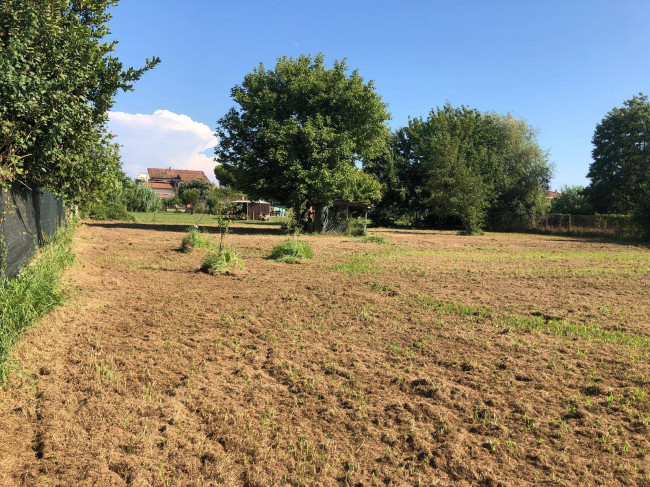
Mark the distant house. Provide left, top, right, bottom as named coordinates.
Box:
left=546, top=190, right=562, bottom=200
left=137, top=168, right=210, bottom=199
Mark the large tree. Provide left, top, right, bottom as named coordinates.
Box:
left=214, top=54, right=388, bottom=219
left=0, top=0, right=159, bottom=202
left=367, top=104, right=552, bottom=233
left=587, top=94, right=650, bottom=217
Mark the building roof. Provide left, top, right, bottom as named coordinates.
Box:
left=546, top=190, right=562, bottom=198
left=146, top=181, right=174, bottom=190
left=147, top=168, right=210, bottom=182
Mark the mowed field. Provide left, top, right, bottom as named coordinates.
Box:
left=0, top=221, right=649, bottom=486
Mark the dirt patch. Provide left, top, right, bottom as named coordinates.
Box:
left=0, top=223, right=648, bottom=486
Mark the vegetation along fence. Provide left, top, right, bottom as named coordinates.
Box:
left=489, top=213, right=642, bottom=239
left=0, top=186, right=66, bottom=279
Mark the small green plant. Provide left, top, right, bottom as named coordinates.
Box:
left=268, top=239, right=314, bottom=263
left=180, top=227, right=211, bottom=252
left=360, top=235, right=387, bottom=244
left=213, top=203, right=237, bottom=251
left=200, top=248, right=245, bottom=274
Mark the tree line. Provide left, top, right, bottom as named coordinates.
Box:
left=216, top=55, right=648, bottom=236
left=2, top=2, right=646, bottom=237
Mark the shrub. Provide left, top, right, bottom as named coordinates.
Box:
left=122, top=181, right=162, bottom=212
left=83, top=200, right=134, bottom=221
left=268, top=239, right=314, bottom=263
left=0, top=221, right=77, bottom=381
left=341, top=219, right=367, bottom=237
left=180, top=227, right=211, bottom=252
left=200, top=248, right=245, bottom=274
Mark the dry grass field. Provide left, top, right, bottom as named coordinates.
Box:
left=0, top=222, right=649, bottom=486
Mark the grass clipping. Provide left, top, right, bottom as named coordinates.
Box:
left=0, top=221, right=77, bottom=381
left=200, top=248, right=245, bottom=275
left=269, top=239, right=314, bottom=263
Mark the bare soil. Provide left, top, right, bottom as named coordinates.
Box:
left=0, top=222, right=649, bottom=486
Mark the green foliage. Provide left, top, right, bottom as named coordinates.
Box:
left=207, top=185, right=244, bottom=214
left=181, top=189, right=201, bottom=214
left=588, top=94, right=650, bottom=214
left=268, top=239, right=314, bottom=263
left=215, top=54, right=388, bottom=220
left=341, top=219, right=367, bottom=237
left=279, top=209, right=301, bottom=235
left=177, top=179, right=215, bottom=203
left=83, top=200, right=133, bottom=221
left=360, top=235, right=388, bottom=244
left=550, top=185, right=592, bottom=215
left=587, top=93, right=650, bottom=237
left=0, top=220, right=77, bottom=381
left=367, top=105, right=552, bottom=232
left=0, top=0, right=159, bottom=202
left=180, top=227, right=211, bottom=253
left=200, top=248, right=245, bottom=274
left=122, top=180, right=162, bottom=212
left=81, top=176, right=160, bottom=220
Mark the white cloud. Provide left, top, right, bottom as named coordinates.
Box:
left=107, top=109, right=218, bottom=181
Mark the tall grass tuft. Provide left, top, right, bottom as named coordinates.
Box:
left=200, top=248, right=245, bottom=274
left=180, top=226, right=211, bottom=252
left=268, top=239, right=314, bottom=263
left=0, top=221, right=77, bottom=382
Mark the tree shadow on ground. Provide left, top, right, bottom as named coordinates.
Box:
left=84, top=222, right=284, bottom=236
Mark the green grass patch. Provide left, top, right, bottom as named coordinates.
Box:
left=268, top=239, right=314, bottom=263
left=200, top=248, right=245, bottom=274
left=180, top=227, right=211, bottom=252
left=360, top=235, right=388, bottom=244
left=498, top=315, right=650, bottom=348
left=0, top=221, right=77, bottom=382
left=413, top=294, right=493, bottom=318
left=336, top=252, right=382, bottom=274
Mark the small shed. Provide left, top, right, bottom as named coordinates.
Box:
left=232, top=200, right=271, bottom=220
left=307, top=199, right=371, bottom=233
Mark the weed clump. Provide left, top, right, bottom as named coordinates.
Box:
left=0, top=221, right=77, bottom=381
left=268, top=239, right=314, bottom=263
left=360, top=235, right=387, bottom=244
left=180, top=227, right=211, bottom=252
left=200, top=248, right=245, bottom=274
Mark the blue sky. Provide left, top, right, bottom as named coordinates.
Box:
left=107, top=0, right=650, bottom=188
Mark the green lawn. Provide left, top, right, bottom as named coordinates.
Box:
left=130, top=211, right=283, bottom=226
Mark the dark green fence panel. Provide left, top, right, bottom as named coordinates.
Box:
left=0, top=186, right=66, bottom=279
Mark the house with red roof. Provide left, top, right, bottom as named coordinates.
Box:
left=137, top=168, right=210, bottom=199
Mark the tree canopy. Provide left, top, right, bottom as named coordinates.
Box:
left=367, top=104, right=552, bottom=233
left=0, top=0, right=158, bottom=202
left=550, top=185, right=592, bottom=215
left=587, top=94, right=650, bottom=217
left=214, top=54, right=389, bottom=215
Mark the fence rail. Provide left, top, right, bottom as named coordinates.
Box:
left=0, top=186, right=66, bottom=279
left=489, top=213, right=642, bottom=239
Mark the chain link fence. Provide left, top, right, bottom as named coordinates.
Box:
left=488, top=213, right=642, bottom=239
